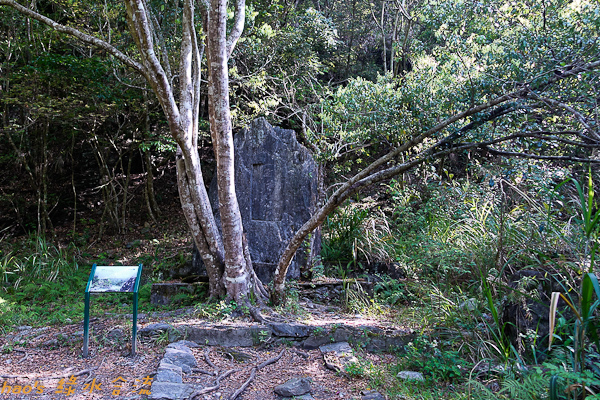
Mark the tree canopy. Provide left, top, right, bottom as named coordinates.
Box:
left=0, top=0, right=598, bottom=304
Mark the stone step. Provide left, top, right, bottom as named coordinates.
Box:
left=139, top=321, right=413, bottom=353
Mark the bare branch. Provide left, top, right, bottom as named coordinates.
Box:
left=124, top=0, right=180, bottom=132
left=226, top=0, right=245, bottom=58
left=534, top=95, right=600, bottom=140
left=483, top=148, right=600, bottom=163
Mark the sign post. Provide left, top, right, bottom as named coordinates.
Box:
left=83, top=264, right=143, bottom=357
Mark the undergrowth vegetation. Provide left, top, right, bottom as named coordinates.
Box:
left=0, top=234, right=191, bottom=332
left=318, top=162, right=600, bottom=399
left=1, top=163, right=599, bottom=399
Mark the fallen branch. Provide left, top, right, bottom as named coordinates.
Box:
left=190, top=368, right=239, bottom=399
left=0, top=374, right=27, bottom=379
left=229, top=367, right=256, bottom=400
left=14, top=349, right=28, bottom=364
left=1, top=367, right=98, bottom=381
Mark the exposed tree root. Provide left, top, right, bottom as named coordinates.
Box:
left=257, top=349, right=285, bottom=369
left=229, top=367, right=255, bottom=400
left=227, top=349, right=286, bottom=400
left=1, top=367, right=98, bottom=381
left=190, top=368, right=239, bottom=399
left=191, top=367, right=216, bottom=376
left=248, top=304, right=266, bottom=323
left=242, top=232, right=269, bottom=307
left=38, top=367, right=99, bottom=380
left=291, top=348, right=310, bottom=359
left=204, top=348, right=218, bottom=373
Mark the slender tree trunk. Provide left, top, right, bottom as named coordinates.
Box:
left=142, top=91, right=160, bottom=221
left=380, top=1, right=387, bottom=73
left=206, top=0, right=249, bottom=302
left=121, top=131, right=135, bottom=229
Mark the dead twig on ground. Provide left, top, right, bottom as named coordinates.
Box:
left=14, top=348, right=27, bottom=364
left=1, top=367, right=98, bottom=381
left=0, top=374, right=27, bottom=379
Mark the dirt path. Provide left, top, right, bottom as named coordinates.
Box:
left=0, top=307, right=400, bottom=400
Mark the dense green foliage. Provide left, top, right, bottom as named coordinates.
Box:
left=1, top=0, right=599, bottom=398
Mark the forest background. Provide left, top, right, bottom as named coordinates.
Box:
left=1, top=0, right=600, bottom=398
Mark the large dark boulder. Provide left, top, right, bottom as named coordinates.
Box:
left=192, top=118, right=320, bottom=283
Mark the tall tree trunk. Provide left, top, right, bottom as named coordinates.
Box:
left=205, top=0, right=249, bottom=302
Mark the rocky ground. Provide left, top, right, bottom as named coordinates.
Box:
left=0, top=301, right=411, bottom=400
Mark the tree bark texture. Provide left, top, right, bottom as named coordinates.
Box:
left=205, top=0, right=249, bottom=302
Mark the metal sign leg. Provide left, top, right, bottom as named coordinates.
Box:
left=83, top=291, right=90, bottom=357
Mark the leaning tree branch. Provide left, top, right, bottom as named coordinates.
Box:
left=446, top=59, right=600, bottom=142
left=0, top=0, right=144, bottom=74
left=483, top=148, right=600, bottom=162
left=271, top=60, right=600, bottom=302
left=226, top=0, right=245, bottom=59
left=534, top=95, right=600, bottom=140
left=270, top=107, right=600, bottom=303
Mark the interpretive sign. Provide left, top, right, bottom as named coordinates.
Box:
left=83, top=264, right=142, bottom=357
left=89, top=266, right=139, bottom=292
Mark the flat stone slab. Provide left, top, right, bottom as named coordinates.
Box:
left=163, top=348, right=197, bottom=373
left=168, top=340, right=200, bottom=349
left=362, top=390, right=386, bottom=400
left=397, top=371, right=425, bottom=381
left=181, top=324, right=273, bottom=347
left=193, top=118, right=321, bottom=284
left=274, top=377, right=312, bottom=397
left=156, top=364, right=183, bottom=383
left=269, top=322, right=312, bottom=338
left=320, top=342, right=358, bottom=373
left=149, top=382, right=194, bottom=400
left=139, top=323, right=174, bottom=335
